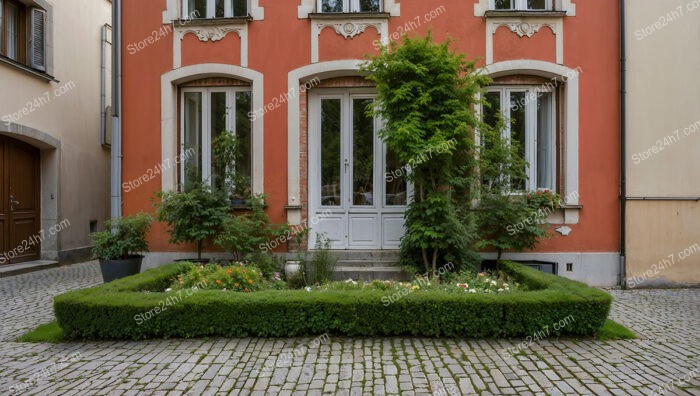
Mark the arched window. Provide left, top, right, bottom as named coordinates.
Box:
left=179, top=78, right=252, bottom=196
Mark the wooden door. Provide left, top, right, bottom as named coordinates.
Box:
left=0, top=136, right=41, bottom=264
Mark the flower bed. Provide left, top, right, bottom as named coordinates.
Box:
left=54, top=262, right=612, bottom=340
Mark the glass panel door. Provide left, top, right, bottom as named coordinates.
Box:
left=351, top=98, right=374, bottom=206
left=320, top=98, right=342, bottom=207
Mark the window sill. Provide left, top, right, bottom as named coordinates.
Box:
left=176, top=16, right=252, bottom=27
left=308, top=12, right=390, bottom=20
left=548, top=205, right=581, bottom=226
left=0, top=56, right=56, bottom=83
left=484, top=10, right=568, bottom=18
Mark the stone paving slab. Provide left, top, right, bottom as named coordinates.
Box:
left=0, top=261, right=698, bottom=395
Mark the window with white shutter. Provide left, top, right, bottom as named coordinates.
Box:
left=29, top=7, right=46, bottom=71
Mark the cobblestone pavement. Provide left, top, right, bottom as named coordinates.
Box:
left=0, top=261, right=698, bottom=396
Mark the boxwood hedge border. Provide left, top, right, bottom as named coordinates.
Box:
left=54, top=261, right=612, bottom=340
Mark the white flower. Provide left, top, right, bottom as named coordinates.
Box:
left=165, top=288, right=172, bottom=292
left=345, top=279, right=358, bottom=285
left=498, top=288, right=504, bottom=292
left=305, top=287, right=312, bottom=292
left=503, top=283, right=509, bottom=287
left=469, top=289, right=477, bottom=293
left=490, top=280, right=497, bottom=286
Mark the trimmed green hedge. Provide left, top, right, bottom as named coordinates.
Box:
left=54, top=261, right=611, bottom=340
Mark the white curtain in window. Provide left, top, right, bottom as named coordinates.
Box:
left=7, top=2, right=18, bottom=60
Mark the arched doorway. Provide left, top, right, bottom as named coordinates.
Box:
left=0, top=136, right=41, bottom=264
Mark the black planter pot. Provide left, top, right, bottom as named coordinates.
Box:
left=99, top=256, right=144, bottom=283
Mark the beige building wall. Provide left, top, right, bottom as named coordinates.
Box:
left=0, top=0, right=112, bottom=262
left=625, top=0, right=700, bottom=287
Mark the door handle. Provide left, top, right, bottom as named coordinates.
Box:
left=10, top=194, right=20, bottom=210
left=344, top=158, right=350, bottom=173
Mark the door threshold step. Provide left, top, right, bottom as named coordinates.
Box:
left=0, top=260, right=60, bottom=278
left=335, top=259, right=400, bottom=268
left=332, top=266, right=411, bottom=281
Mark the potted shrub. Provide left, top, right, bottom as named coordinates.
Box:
left=92, top=213, right=152, bottom=283
left=154, top=184, right=229, bottom=262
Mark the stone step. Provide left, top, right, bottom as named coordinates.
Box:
left=326, top=250, right=400, bottom=261
left=334, top=259, right=400, bottom=268
left=332, top=266, right=411, bottom=282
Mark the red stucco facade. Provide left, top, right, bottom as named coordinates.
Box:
left=120, top=0, right=620, bottom=285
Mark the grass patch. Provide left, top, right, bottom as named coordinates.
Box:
left=18, top=321, right=64, bottom=343
left=596, top=319, right=636, bottom=341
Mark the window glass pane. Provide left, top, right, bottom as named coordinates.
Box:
left=235, top=91, right=252, bottom=197
left=7, top=2, right=18, bottom=60
left=210, top=92, right=227, bottom=190
left=321, top=99, right=342, bottom=206
left=494, top=0, right=512, bottom=10
left=352, top=99, right=374, bottom=206
left=359, top=0, right=380, bottom=12
left=482, top=91, right=501, bottom=187
left=509, top=92, right=527, bottom=191
left=484, top=91, right=501, bottom=127
left=215, top=0, right=225, bottom=17
left=385, top=148, right=407, bottom=206
left=233, top=0, right=247, bottom=16
left=537, top=92, right=554, bottom=190
left=527, top=0, right=547, bottom=10
left=321, top=0, right=343, bottom=13
left=188, top=0, right=207, bottom=18
left=183, top=92, right=203, bottom=190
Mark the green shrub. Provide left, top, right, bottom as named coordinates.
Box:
left=54, top=261, right=611, bottom=340
left=214, top=195, right=288, bottom=263
left=91, top=213, right=152, bottom=260
left=306, top=234, right=335, bottom=285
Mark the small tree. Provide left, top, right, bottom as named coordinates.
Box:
left=154, top=185, right=229, bottom=260
left=212, top=128, right=251, bottom=201
left=363, top=33, right=488, bottom=276
left=475, top=114, right=547, bottom=260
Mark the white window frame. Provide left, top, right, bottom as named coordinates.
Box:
left=317, top=0, right=383, bottom=13
left=182, top=0, right=249, bottom=19
left=179, top=86, right=252, bottom=188
left=490, top=0, right=552, bottom=11
left=485, top=85, right=556, bottom=191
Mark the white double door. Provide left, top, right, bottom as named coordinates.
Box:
left=308, top=90, right=409, bottom=250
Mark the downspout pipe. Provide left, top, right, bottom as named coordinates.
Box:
left=110, top=0, right=122, bottom=220
left=619, top=0, right=627, bottom=287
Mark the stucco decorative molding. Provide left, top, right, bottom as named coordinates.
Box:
left=499, top=21, right=555, bottom=38
left=298, top=0, right=400, bottom=19
left=485, top=18, right=563, bottom=64
left=176, top=25, right=244, bottom=42
left=556, top=226, right=573, bottom=236
left=317, top=21, right=380, bottom=39
left=173, top=24, right=249, bottom=68
left=310, top=19, right=387, bottom=63
left=474, top=0, right=576, bottom=17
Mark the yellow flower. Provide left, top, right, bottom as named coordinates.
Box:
left=412, top=285, right=420, bottom=290
left=248, top=279, right=253, bottom=284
